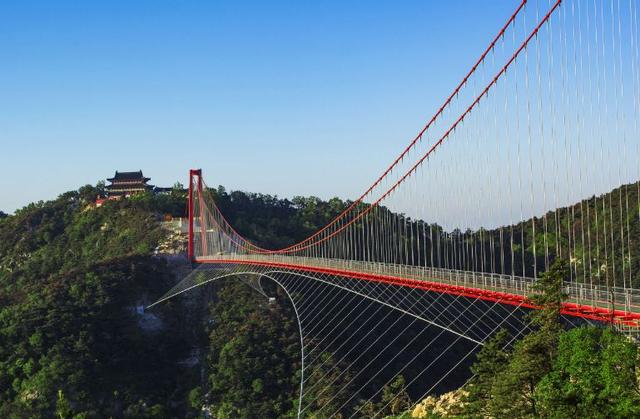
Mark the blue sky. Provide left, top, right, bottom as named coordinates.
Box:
left=0, top=1, right=518, bottom=213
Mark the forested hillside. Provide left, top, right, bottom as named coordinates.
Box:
left=1, top=180, right=638, bottom=417
left=210, top=185, right=349, bottom=249
left=0, top=186, right=196, bottom=417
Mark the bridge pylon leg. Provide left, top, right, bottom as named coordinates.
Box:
left=188, top=168, right=202, bottom=262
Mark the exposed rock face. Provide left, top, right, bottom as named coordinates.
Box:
left=156, top=222, right=187, bottom=254
left=411, top=389, right=468, bottom=418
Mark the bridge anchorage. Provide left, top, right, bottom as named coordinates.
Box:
left=149, top=0, right=640, bottom=416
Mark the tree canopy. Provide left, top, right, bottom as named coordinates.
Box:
left=459, top=260, right=640, bottom=419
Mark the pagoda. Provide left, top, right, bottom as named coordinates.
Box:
left=106, top=170, right=154, bottom=198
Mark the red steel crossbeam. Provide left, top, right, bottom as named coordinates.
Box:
left=195, top=258, right=640, bottom=327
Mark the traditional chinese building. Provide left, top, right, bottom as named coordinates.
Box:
left=106, top=170, right=154, bottom=198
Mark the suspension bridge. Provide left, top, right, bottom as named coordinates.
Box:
left=148, top=0, right=640, bottom=416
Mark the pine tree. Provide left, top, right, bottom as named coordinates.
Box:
left=55, top=390, right=72, bottom=419
left=462, top=329, right=510, bottom=417
left=488, top=259, right=569, bottom=417
left=380, top=375, right=411, bottom=416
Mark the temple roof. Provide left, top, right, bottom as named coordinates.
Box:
left=107, top=170, right=151, bottom=183
left=106, top=184, right=154, bottom=190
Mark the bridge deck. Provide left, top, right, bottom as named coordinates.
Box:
left=195, top=254, right=640, bottom=328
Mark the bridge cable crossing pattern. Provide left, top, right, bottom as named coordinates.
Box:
left=151, top=0, right=640, bottom=416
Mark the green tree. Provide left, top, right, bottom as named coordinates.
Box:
left=462, top=329, right=510, bottom=417
left=489, top=259, right=569, bottom=417
left=528, top=259, right=569, bottom=337
left=55, top=390, right=72, bottom=419
left=206, top=281, right=300, bottom=418
left=299, top=351, right=355, bottom=418
left=77, top=184, right=101, bottom=203
left=187, top=386, right=203, bottom=413
left=380, top=375, right=411, bottom=416
left=354, top=375, right=411, bottom=418
left=461, top=259, right=640, bottom=419
left=535, top=327, right=640, bottom=418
